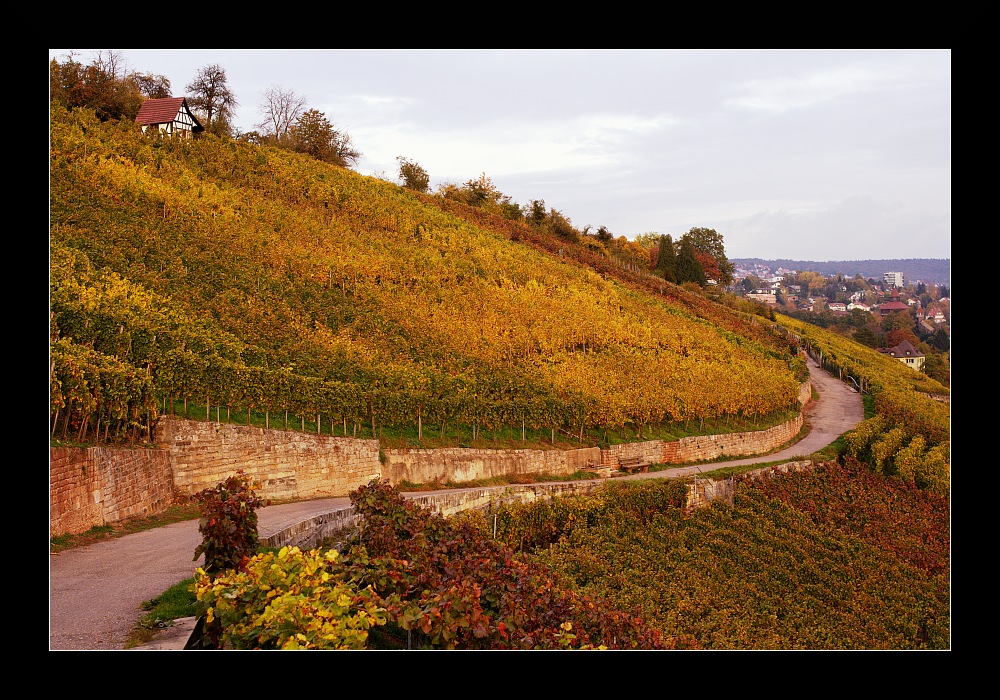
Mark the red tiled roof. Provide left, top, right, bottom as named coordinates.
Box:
left=879, top=301, right=910, bottom=312
left=135, top=97, right=203, bottom=131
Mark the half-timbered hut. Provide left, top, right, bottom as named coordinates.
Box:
left=134, top=97, right=204, bottom=138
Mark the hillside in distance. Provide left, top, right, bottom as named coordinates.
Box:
left=50, top=106, right=805, bottom=444
left=732, top=258, right=950, bottom=286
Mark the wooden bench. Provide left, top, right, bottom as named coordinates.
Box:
left=617, top=456, right=651, bottom=474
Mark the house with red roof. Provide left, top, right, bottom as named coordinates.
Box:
left=134, top=97, right=204, bottom=138
left=926, top=305, right=947, bottom=324
left=877, top=300, right=910, bottom=317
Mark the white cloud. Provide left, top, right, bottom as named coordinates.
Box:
left=722, top=196, right=951, bottom=260
left=357, top=111, right=681, bottom=183
left=726, top=66, right=905, bottom=113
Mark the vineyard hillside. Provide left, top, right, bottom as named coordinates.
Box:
left=49, top=104, right=951, bottom=651
left=49, top=105, right=806, bottom=445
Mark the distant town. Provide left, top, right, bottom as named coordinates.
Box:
left=725, top=259, right=949, bottom=384
left=729, top=258, right=950, bottom=287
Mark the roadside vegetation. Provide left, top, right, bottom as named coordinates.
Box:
left=126, top=577, right=198, bottom=649
left=167, top=466, right=946, bottom=649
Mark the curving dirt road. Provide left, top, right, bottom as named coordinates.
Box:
left=49, top=354, right=863, bottom=650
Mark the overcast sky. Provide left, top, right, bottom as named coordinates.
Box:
left=50, top=49, right=951, bottom=262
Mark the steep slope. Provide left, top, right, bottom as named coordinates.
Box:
left=49, top=106, right=802, bottom=444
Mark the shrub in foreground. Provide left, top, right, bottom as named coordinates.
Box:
left=191, top=470, right=269, bottom=575
left=192, top=479, right=696, bottom=649
left=193, top=546, right=388, bottom=649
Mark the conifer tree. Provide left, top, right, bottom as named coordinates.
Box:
left=675, top=237, right=707, bottom=286
left=655, top=234, right=677, bottom=283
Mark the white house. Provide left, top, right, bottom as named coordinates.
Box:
left=747, top=289, right=776, bottom=305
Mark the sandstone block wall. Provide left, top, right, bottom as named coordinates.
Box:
left=259, top=508, right=361, bottom=551
left=601, top=441, right=665, bottom=468
left=50, top=386, right=811, bottom=537
left=260, top=462, right=823, bottom=549
left=404, top=480, right=608, bottom=519
left=799, top=378, right=813, bottom=405
left=259, top=480, right=610, bottom=550
left=382, top=446, right=601, bottom=485
left=685, top=476, right=737, bottom=513
left=600, top=412, right=803, bottom=468
left=50, top=446, right=174, bottom=537
left=739, top=459, right=816, bottom=482
left=155, top=417, right=381, bottom=501
left=661, top=414, right=803, bottom=464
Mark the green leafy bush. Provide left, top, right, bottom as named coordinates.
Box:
left=193, top=546, right=387, bottom=649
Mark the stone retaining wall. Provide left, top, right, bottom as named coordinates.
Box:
left=661, top=414, right=804, bottom=464
left=259, top=508, right=361, bottom=551
left=50, top=446, right=174, bottom=537
left=50, top=381, right=811, bottom=537
left=601, top=441, right=667, bottom=469
left=261, top=463, right=822, bottom=549
left=684, top=459, right=818, bottom=512
left=154, top=417, right=381, bottom=501
left=260, top=480, right=610, bottom=550
left=799, top=377, right=813, bottom=406
left=404, top=480, right=608, bottom=518
left=600, top=413, right=803, bottom=468
left=739, top=459, right=817, bottom=482
left=685, top=476, right=737, bottom=513
left=382, top=446, right=601, bottom=485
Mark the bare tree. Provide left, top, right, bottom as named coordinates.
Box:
left=331, top=130, right=362, bottom=169
left=256, top=85, right=307, bottom=142
left=93, top=49, right=128, bottom=81
left=186, top=64, right=239, bottom=136
left=131, top=73, right=172, bottom=98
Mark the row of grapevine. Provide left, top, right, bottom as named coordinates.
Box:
left=190, top=463, right=948, bottom=649
left=193, top=477, right=694, bottom=649
left=50, top=104, right=804, bottom=446
left=776, top=314, right=949, bottom=493
left=508, top=466, right=948, bottom=649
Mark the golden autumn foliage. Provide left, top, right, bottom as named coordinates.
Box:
left=777, top=314, right=949, bottom=494
left=51, top=104, right=802, bottom=444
